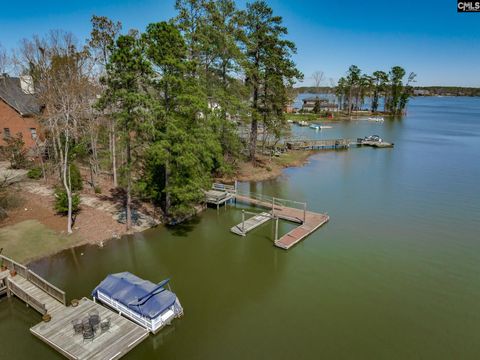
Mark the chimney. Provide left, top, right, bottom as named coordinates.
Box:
left=20, top=75, right=35, bottom=94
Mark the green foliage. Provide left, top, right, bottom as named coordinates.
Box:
left=242, top=0, right=303, bottom=160
left=98, top=2, right=304, bottom=222
left=94, top=186, right=102, bottom=194
left=0, top=180, right=21, bottom=220
left=336, top=65, right=416, bottom=115
left=0, top=132, right=27, bottom=169
left=54, top=188, right=80, bottom=215
left=69, top=163, right=83, bottom=191
left=27, top=167, right=43, bottom=180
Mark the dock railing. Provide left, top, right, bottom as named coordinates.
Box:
left=7, top=279, right=48, bottom=315
left=235, top=190, right=307, bottom=223
left=0, top=255, right=28, bottom=278
left=27, top=270, right=66, bottom=305
left=272, top=197, right=307, bottom=223
left=212, top=181, right=237, bottom=194
left=0, top=254, right=66, bottom=305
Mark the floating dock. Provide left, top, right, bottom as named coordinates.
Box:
left=233, top=194, right=329, bottom=250
left=0, top=255, right=150, bottom=360
left=230, top=212, right=272, bottom=236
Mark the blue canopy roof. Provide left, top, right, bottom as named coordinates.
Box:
left=92, top=272, right=177, bottom=320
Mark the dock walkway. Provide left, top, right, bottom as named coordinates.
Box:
left=0, top=255, right=149, bottom=360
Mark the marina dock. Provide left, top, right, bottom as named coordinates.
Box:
left=0, top=255, right=149, bottom=360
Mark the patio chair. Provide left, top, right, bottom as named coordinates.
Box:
left=100, top=317, right=111, bottom=333
left=72, top=318, right=83, bottom=334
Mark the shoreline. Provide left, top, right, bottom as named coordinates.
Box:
left=1, top=150, right=315, bottom=265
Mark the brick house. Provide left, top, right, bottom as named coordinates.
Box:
left=0, top=74, right=41, bottom=150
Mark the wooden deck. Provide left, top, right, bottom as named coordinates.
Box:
left=233, top=194, right=329, bottom=250
left=30, top=298, right=149, bottom=360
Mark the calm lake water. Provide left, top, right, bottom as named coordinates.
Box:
left=1, top=96, right=480, bottom=359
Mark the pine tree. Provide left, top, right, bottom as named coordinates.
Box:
left=242, top=0, right=302, bottom=162
left=99, top=34, right=154, bottom=230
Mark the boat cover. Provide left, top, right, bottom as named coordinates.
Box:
left=92, top=272, right=177, bottom=320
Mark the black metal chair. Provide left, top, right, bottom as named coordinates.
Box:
left=89, top=310, right=101, bottom=331
left=72, top=319, right=83, bottom=334
left=82, top=316, right=94, bottom=342
left=82, top=326, right=94, bottom=342
left=100, top=317, right=111, bottom=333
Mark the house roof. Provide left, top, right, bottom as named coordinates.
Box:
left=0, top=76, right=41, bottom=116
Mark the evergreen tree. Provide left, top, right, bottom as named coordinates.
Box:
left=242, top=0, right=302, bottom=162
left=99, top=34, right=154, bottom=230
left=142, top=21, right=221, bottom=220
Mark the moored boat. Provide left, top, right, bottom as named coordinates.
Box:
left=92, top=272, right=183, bottom=334
left=368, top=117, right=384, bottom=122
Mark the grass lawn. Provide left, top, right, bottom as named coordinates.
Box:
left=275, top=150, right=313, bottom=167
left=0, top=220, right=83, bottom=264
left=285, top=113, right=319, bottom=121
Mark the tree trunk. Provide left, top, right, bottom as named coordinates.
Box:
left=249, top=80, right=259, bottom=162
left=125, top=132, right=132, bottom=231
left=112, top=121, right=118, bottom=187
left=59, top=130, right=73, bottom=234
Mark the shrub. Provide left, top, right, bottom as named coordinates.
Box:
left=0, top=133, right=27, bottom=169
left=54, top=188, right=80, bottom=215
left=94, top=186, right=102, bottom=194
left=69, top=163, right=83, bottom=191
left=27, top=167, right=43, bottom=180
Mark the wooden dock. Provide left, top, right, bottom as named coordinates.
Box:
left=286, top=138, right=394, bottom=151
left=0, top=255, right=150, bottom=360
left=233, top=194, right=329, bottom=250
left=230, top=211, right=272, bottom=236
left=31, top=298, right=149, bottom=360
left=205, top=182, right=237, bottom=209
left=286, top=138, right=355, bottom=151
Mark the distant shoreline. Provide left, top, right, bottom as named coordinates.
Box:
left=294, top=86, right=480, bottom=97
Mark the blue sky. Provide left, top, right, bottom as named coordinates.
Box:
left=1, top=0, right=479, bottom=86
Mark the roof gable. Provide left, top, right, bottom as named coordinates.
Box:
left=0, top=76, right=41, bottom=116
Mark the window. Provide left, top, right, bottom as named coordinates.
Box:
left=3, top=128, right=10, bottom=140
left=30, top=128, right=37, bottom=140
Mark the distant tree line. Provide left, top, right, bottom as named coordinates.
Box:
left=336, top=65, right=416, bottom=115
left=2, top=0, right=301, bottom=231
left=411, top=87, right=480, bottom=97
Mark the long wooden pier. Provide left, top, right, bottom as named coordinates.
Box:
left=286, top=138, right=355, bottom=150
left=233, top=193, right=329, bottom=250
left=286, top=138, right=393, bottom=150
left=0, top=255, right=149, bottom=360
